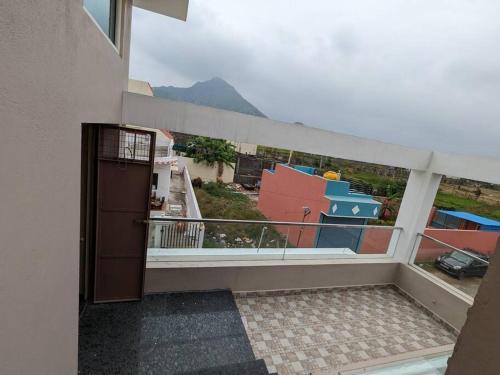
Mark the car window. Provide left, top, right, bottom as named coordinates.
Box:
left=449, top=251, right=472, bottom=265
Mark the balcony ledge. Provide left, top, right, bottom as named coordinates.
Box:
left=146, top=249, right=395, bottom=268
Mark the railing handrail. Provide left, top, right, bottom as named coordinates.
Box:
left=418, top=233, right=490, bottom=265
left=145, top=217, right=401, bottom=230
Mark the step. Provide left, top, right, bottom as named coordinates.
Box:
left=179, top=359, right=272, bottom=375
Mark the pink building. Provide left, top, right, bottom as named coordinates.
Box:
left=258, top=164, right=381, bottom=250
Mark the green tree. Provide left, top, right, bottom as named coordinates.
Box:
left=186, top=136, right=236, bottom=178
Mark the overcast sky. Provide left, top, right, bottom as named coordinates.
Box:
left=130, top=0, right=500, bottom=157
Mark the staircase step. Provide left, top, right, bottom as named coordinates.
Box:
left=179, top=359, right=272, bottom=375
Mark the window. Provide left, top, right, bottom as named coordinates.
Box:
left=84, top=0, right=117, bottom=43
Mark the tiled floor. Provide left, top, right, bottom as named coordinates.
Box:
left=235, top=285, right=457, bottom=375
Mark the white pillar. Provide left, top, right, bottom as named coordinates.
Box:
left=393, top=170, right=442, bottom=263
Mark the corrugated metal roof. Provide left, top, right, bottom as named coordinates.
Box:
left=439, top=210, right=500, bottom=227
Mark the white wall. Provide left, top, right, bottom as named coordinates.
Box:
left=122, top=92, right=500, bottom=185
left=231, top=141, right=257, bottom=155
left=0, top=1, right=133, bottom=373
left=183, top=167, right=203, bottom=220
left=153, top=163, right=171, bottom=201
left=128, top=79, right=154, bottom=96
left=182, top=167, right=204, bottom=247
left=177, top=156, right=235, bottom=183
left=122, top=93, right=433, bottom=171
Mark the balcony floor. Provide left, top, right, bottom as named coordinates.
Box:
left=235, top=285, right=457, bottom=374
left=78, top=291, right=270, bottom=374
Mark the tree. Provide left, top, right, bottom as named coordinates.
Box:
left=379, top=192, right=399, bottom=221
left=186, top=136, right=236, bottom=179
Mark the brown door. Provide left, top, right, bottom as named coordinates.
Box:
left=94, top=125, right=155, bottom=302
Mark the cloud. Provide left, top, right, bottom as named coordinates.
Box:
left=130, top=0, right=500, bottom=157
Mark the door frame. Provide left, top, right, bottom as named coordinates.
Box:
left=80, top=124, right=155, bottom=304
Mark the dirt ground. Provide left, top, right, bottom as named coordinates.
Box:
left=418, top=263, right=482, bottom=298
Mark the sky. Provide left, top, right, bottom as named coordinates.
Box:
left=130, top=0, right=500, bottom=157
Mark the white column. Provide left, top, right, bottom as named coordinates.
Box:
left=392, top=169, right=442, bottom=263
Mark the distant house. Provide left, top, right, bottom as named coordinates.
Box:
left=430, top=210, right=500, bottom=232
left=257, top=164, right=381, bottom=251
left=231, top=141, right=257, bottom=155
left=127, top=80, right=204, bottom=247
left=128, top=79, right=154, bottom=96
left=149, top=129, right=204, bottom=248
left=151, top=130, right=176, bottom=211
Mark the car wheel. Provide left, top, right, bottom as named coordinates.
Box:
left=457, top=271, right=465, bottom=280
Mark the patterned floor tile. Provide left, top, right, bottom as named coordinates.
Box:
left=235, top=286, right=456, bottom=374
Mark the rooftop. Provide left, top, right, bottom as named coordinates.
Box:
left=237, top=285, right=456, bottom=374
left=438, top=210, right=500, bottom=227
left=79, top=286, right=456, bottom=374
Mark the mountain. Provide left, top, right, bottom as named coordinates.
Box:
left=153, top=77, right=266, bottom=118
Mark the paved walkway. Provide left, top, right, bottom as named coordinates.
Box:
left=235, top=285, right=456, bottom=374
left=167, top=171, right=186, bottom=215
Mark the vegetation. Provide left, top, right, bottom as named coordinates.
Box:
left=194, top=182, right=292, bottom=248
left=256, top=145, right=408, bottom=198
left=186, top=136, right=236, bottom=178
left=434, top=191, right=500, bottom=221
left=184, top=145, right=499, bottom=228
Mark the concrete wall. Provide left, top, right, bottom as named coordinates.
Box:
left=412, top=229, right=500, bottom=262
left=340, top=225, right=499, bottom=262
left=258, top=164, right=330, bottom=247
left=445, top=242, right=500, bottom=374
left=183, top=167, right=202, bottom=220
left=145, top=261, right=473, bottom=332
left=231, top=141, right=257, bottom=155
left=177, top=155, right=235, bottom=183
left=422, top=228, right=500, bottom=255
left=122, top=91, right=500, bottom=185
left=360, top=229, right=393, bottom=254
left=395, top=264, right=472, bottom=331
left=128, top=79, right=154, bottom=96
left=0, top=1, right=132, bottom=373
left=153, top=163, right=171, bottom=201
left=145, top=260, right=399, bottom=293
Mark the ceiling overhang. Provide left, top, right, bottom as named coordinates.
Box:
left=133, top=0, right=189, bottom=21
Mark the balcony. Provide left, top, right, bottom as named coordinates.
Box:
left=77, top=212, right=477, bottom=374
left=78, top=90, right=499, bottom=374
left=79, top=277, right=458, bottom=374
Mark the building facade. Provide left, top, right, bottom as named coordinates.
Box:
left=258, top=164, right=381, bottom=250
left=431, top=210, right=500, bottom=232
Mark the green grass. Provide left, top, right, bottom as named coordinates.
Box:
left=435, top=191, right=500, bottom=221
left=194, top=182, right=293, bottom=248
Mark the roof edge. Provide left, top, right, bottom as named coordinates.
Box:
left=133, top=0, right=189, bottom=21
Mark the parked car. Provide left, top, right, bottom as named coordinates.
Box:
left=435, top=249, right=489, bottom=279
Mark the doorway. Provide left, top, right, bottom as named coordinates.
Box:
left=79, top=124, right=155, bottom=304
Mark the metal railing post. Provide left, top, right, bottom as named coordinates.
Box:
left=257, top=226, right=267, bottom=253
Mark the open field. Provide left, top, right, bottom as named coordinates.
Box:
left=440, top=183, right=500, bottom=206
left=435, top=190, right=500, bottom=221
